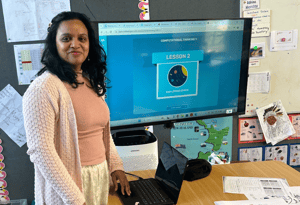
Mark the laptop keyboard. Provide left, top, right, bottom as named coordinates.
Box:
left=131, top=180, right=168, bottom=205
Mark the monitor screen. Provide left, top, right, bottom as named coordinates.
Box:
left=93, top=18, right=252, bottom=129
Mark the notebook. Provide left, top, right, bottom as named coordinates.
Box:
left=117, top=141, right=189, bottom=205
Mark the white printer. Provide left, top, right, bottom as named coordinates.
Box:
left=113, top=130, right=158, bottom=172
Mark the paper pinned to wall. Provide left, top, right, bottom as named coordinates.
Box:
left=243, top=9, right=271, bottom=37
left=270, top=30, right=298, bottom=51
left=242, top=0, right=260, bottom=11
left=256, top=100, right=295, bottom=145
left=1, top=0, right=71, bottom=42
left=14, top=44, right=44, bottom=85
left=0, top=85, right=26, bottom=147
left=247, top=72, right=271, bottom=94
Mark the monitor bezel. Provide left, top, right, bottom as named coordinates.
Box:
left=91, top=18, right=252, bottom=130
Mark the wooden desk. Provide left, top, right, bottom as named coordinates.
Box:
left=108, top=161, right=300, bottom=205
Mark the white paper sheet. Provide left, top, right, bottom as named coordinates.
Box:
left=14, top=44, right=44, bottom=85
left=243, top=9, right=271, bottom=37
left=289, top=186, right=300, bottom=203
left=270, top=30, right=298, bottom=52
left=2, top=0, right=71, bottom=42
left=247, top=72, right=271, bottom=94
left=223, top=176, right=291, bottom=197
left=215, top=198, right=287, bottom=205
left=239, top=147, right=263, bottom=162
left=242, top=0, right=260, bottom=11
left=0, top=85, right=26, bottom=147
left=265, top=145, right=288, bottom=164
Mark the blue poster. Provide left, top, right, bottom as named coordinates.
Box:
left=171, top=116, right=233, bottom=163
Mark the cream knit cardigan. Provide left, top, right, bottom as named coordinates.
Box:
left=23, top=71, right=124, bottom=205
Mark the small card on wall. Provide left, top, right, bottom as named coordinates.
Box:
left=242, top=0, right=260, bottom=11
left=250, top=43, right=265, bottom=59
left=270, top=30, right=298, bottom=51
left=249, top=60, right=260, bottom=67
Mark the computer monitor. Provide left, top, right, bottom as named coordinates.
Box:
left=92, top=18, right=252, bottom=130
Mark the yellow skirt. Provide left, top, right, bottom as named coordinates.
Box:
left=81, top=160, right=109, bottom=205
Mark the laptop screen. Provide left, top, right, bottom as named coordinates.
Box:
left=155, top=142, right=189, bottom=203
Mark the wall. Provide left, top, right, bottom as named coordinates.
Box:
left=245, top=0, right=300, bottom=113
left=235, top=0, right=300, bottom=169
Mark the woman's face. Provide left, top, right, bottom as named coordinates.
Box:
left=56, top=19, right=89, bottom=71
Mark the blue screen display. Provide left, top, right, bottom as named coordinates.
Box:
left=98, top=20, right=250, bottom=128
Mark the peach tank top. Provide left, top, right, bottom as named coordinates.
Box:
left=63, top=71, right=108, bottom=166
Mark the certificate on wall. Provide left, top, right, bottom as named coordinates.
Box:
left=238, top=117, right=265, bottom=143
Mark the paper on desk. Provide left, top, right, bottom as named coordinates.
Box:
left=256, top=100, right=295, bottom=145
left=244, top=185, right=300, bottom=204
left=289, top=186, right=300, bottom=203
left=214, top=198, right=287, bottom=205
left=0, top=85, right=26, bottom=147
left=223, top=176, right=291, bottom=198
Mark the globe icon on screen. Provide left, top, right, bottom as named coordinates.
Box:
left=168, top=65, right=188, bottom=87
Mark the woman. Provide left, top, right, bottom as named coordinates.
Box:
left=23, top=11, right=130, bottom=205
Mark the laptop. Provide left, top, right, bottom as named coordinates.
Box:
left=117, top=141, right=189, bottom=205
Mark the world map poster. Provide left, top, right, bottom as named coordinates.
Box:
left=171, top=116, right=233, bottom=164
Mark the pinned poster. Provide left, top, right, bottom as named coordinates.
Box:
left=238, top=117, right=265, bottom=143
left=14, top=44, right=44, bottom=85
left=264, top=145, right=288, bottom=164
left=289, top=144, right=300, bottom=167
left=247, top=72, right=271, bottom=94
left=270, top=30, right=298, bottom=52
left=288, top=114, right=300, bottom=139
left=1, top=0, right=71, bottom=42
left=256, top=100, right=295, bottom=145
left=238, top=147, right=263, bottom=162
left=138, top=0, right=150, bottom=20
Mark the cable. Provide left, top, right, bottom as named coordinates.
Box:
left=83, top=0, right=97, bottom=20
left=125, top=172, right=144, bottom=180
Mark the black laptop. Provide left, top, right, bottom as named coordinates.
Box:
left=117, top=141, right=189, bottom=205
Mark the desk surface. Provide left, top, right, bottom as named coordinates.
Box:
left=108, top=161, right=300, bottom=205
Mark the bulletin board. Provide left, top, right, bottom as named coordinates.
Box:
left=242, top=0, right=300, bottom=115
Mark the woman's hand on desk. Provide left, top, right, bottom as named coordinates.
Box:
left=111, top=170, right=131, bottom=196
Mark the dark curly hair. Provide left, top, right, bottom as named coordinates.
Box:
left=38, top=11, right=107, bottom=97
